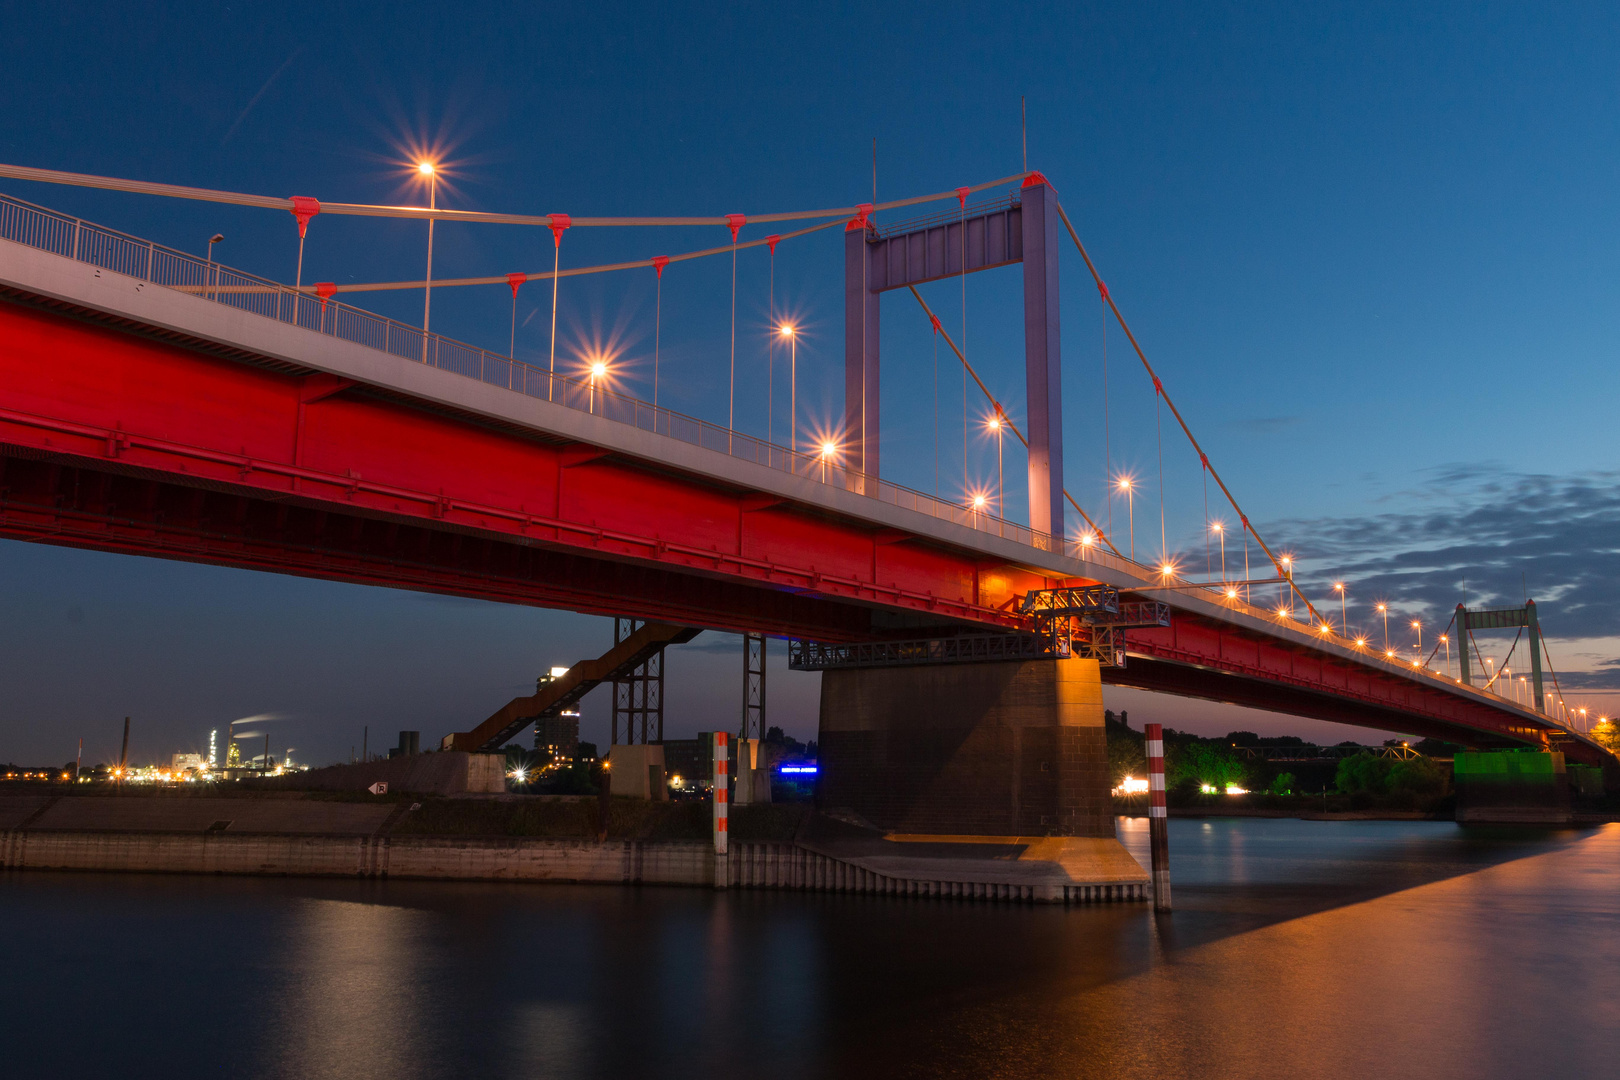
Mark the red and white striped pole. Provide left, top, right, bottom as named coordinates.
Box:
left=713, top=731, right=729, bottom=856
left=1145, top=723, right=1172, bottom=911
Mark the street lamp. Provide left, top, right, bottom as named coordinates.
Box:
left=205, top=233, right=223, bottom=301
left=1212, top=521, right=1226, bottom=581
left=1333, top=582, right=1346, bottom=638
left=779, top=325, right=797, bottom=463
left=1439, top=634, right=1451, bottom=680
left=820, top=439, right=837, bottom=483
left=1411, top=619, right=1422, bottom=656
left=417, top=160, right=438, bottom=334
left=1117, top=477, right=1134, bottom=561
left=1376, top=603, right=1388, bottom=652
left=588, top=358, right=608, bottom=414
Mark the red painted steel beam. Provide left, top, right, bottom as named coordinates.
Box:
left=0, top=298, right=1052, bottom=637
left=1118, top=615, right=1612, bottom=768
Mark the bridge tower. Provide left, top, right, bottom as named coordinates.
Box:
left=1456, top=601, right=1544, bottom=712
left=845, top=176, right=1065, bottom=536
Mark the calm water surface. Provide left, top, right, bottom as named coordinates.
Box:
left=3, top=818, right=1617, bottom=1079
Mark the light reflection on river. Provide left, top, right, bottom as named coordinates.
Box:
left=3, top=819, right=1617, bottom=1079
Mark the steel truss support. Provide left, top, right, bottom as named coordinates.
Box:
left=741, top=633, right=766, bottom=740
left=612, top=617, right=666, bottom=744
left=788, top=631, right=1067, bottom=671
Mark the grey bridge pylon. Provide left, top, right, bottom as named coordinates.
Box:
left=845, top=176, right=1065, bottom=537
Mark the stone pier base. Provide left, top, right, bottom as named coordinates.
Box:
left=817, top=654, right=1117, bottom=837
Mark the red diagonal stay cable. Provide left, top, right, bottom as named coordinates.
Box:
left=1051, top=198, right=1326, bottom=627
left=906, top=285, right=1120, bottom=558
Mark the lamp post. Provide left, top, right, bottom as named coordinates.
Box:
left=779, top=325, right=797, bottom=465
left=417, top=161, right=437, bottom=334
left=1212, top=521, right=1226, bottom=582
left=1377, top=603, right=1388, bottom=652
left=1334, top=582, right=1346, bottom=638
left=987, top=411, right=1004, bottom=517
left=820, top=440, right=836, bottom=484
left=204, top=233, right=223, bottom=302
left=1118, top=477, right=1134, bottom=561
left=1440, top=634, right=1451, bottom=679
left=589, top=360, right=607, bottom=414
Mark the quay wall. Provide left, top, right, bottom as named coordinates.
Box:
left=0, top=831, right=1143, bottom=903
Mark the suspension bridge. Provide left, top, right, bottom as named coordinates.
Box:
left=0, top=158, right=1610, bottom=849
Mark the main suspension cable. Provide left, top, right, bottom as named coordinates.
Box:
left=0, top=160, right=1030, bottom=229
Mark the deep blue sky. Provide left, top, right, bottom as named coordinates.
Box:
left=3, top=1, right=1618, bottom=766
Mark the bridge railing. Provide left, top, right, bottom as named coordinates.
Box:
left=0, top=190, right=1149, bottom=574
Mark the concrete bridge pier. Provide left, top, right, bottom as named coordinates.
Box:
left=812, top=653, right=1148, bottom=899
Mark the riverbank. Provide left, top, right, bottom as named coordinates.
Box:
left=0, top=793, right=1148, bottom=903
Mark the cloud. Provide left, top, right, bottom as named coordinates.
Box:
left=1231, top=416, right=1303, bottom=435
left=1266, top=465, right=1620, bottom=661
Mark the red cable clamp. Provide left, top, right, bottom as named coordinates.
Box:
left=1021, top=171, right=1049, bottom=188
left=766, top=234, right=781, bottom=254
left=845, top=203, right=874, bottom=232
left=955, top=187, right=970, bottom=208
left=929, top=313, right=942, bottom=335
left=726, top=213, right=747, bottom=242
left=1199, top=452, right=1208, bottom=469
left=1153, top=375, right=1162, bottom=395
left=547, top=213, right=572, bottom=248
left=314, top=282, right=336, bottom=306
left=1097, top=280, right=1110, bottom=302
left=507, top=272, right=527, bottom=297
left=288, top=196, right=321, bottom=238
left=651, top=255, right=670, bottom=278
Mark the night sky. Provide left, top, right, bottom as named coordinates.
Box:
left=3, top=1, right=1617, bottom=767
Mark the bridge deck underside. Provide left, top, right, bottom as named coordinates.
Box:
left=0, top=294, right=1604, bottom=767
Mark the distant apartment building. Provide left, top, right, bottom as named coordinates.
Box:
left=534, top=712, right=580, bottom=767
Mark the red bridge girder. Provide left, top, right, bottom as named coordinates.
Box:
left=0, top=298, right=1049, bottom=639
left=1115, top=616, right=1612, bottom=768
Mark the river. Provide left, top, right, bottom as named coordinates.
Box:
left=3, top=818, right=1616, bottom=1078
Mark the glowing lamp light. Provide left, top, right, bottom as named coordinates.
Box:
left=1160, top=562, right=1175, bottom=577
left=820, top=440, right=837, bottom=458
left=1226, top=588, right=1238, bottom=599
left=417, top=161, right=436, bottom=176
left=987, top=415, right=1002, bottom=431
left=1355, top=638, right=1367, bottom=647
left=1079, top=532, right=1096, bottom=548
left=1117, top=478, right=1132, bottom=491
left=778, top=324, right=796, bottom=338
left=1211, top=522, right=1223, bottom=533
left=972, top=494, right=988, bottom=510
left=1115, top=776, right=1149, bottom=795
left=1200, top=783, right=1217, bottom=794
left=1386, top=649, right=1396, bottom=658
left=1225, top=784, right=1249, bottom=795
left=590, top=360, right=608, bottom=379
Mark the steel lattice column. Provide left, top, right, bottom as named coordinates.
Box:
left=611, top=618, right=666, bottom=744
left=742, top=633, right=766, bottom=739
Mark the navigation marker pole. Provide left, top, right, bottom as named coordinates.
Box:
left=713, top=731, right=730, bottom=888
left=1146, top=723, right=1171, bottom=911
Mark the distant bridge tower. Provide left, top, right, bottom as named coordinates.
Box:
left=1456, top=600, right=1545, bottom=711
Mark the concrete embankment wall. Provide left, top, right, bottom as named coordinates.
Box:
left=0, top=832, right=1143, bottom=903
left=0, top=795, right=1145, bottom=903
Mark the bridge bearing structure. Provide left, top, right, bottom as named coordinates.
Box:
left=0, top=193, right=1612, bottom=776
